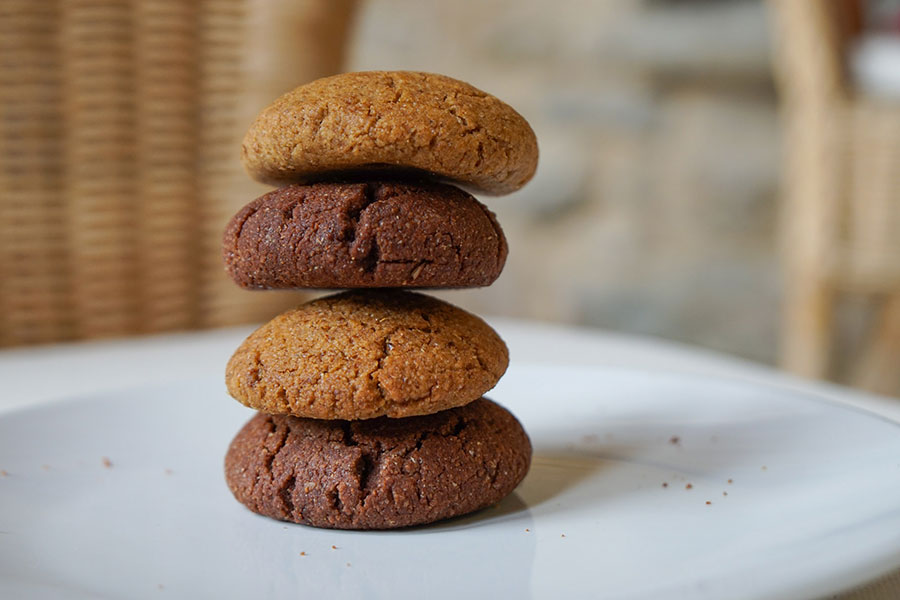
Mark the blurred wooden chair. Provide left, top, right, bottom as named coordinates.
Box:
left=0, top=0, right=358, bottom=346
left=770, top=0, right=900, bottom=395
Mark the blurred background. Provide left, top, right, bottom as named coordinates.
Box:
left=0, top=0, right=898, bottom=395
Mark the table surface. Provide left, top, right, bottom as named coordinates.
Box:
left=1, top=317, right=898, bottom=599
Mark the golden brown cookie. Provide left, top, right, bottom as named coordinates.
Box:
left=223, top=180, right=507, bottom=289
left=240, top=71, right=538, bottom=195
left=225, top=290, right=509, bottom=420
left=224, top=398, right=532, bottom=530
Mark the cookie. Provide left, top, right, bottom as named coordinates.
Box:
left=223, top=180, right=507, bottom=289
left=225, top=290, right=509, bottom=420
left=224, top=398, right=531, bottom=529
left=240, top=71, right=538, bottom=195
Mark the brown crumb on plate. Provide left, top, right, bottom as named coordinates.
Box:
left=669, top=436, right=680, bottom=445
left=102, top=457, right=113, bottom=468
left=706, top=501, right=712, bottom=505
left=662, top=482, right=668, bottom=488
left=685, top=483, right=693, bottom=490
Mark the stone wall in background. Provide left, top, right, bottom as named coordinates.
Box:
left=346, top=0, right=781, bottom=364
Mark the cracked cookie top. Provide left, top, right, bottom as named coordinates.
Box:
left=224, top=398, right=532, bottom=529
left=240, top=71, right=538, bottom=196
left=222, top=180, right=508, bottom=289
left=225, top=290, right=509, bottom=420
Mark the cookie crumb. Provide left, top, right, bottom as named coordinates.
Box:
left=685, top=483, right=693, bottom=490
left=723, top=491, right=728, bottom=496
left=0, top=470, right=7, bottom=477
left=525, top=528, right=530, bottom=532
left=299, top=551, right=307, bottom=556
left=727, top=478, right=733, bottom=484
left=331, top=545, right=337, bottom=550
left=669, top=436, right=680, bottom=445
left=560, top=534, right=566, bottom=538
left=102, top=457, right=113, bottom=468
left=662, top=482, right=668, bottom=488
left=706, top=501, right=712, bottom=505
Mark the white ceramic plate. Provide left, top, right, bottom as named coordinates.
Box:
left=1, top=365, right=898, bottom=600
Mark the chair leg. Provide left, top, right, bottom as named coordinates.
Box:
left=781, top=277, right=834, bottom=380
left=851, top=294, right=900, bottom=396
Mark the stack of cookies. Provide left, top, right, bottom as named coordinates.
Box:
left=222, top=71, right=539, bottom=530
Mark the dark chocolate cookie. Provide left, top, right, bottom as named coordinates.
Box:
left=224, top=398, right=532, bottom=529
left=223, top=181, right=507, bottom=289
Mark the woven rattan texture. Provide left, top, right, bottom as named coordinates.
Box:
left=0, top=0, right=335, bottom=346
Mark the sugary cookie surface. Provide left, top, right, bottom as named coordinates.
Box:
left=225, top=290, right=509, bottom=420
left=240, top=71, right=538, bottom=195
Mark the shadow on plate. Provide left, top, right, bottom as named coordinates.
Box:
left=517, top=450, right=610, bottom=508
left=359, top=428, right=649, bottom=533
left=417, top=491, right=532, bottom=532
left=401, top=440, right=627, bottom=531
left=400, top=444, right=620, bottom=531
